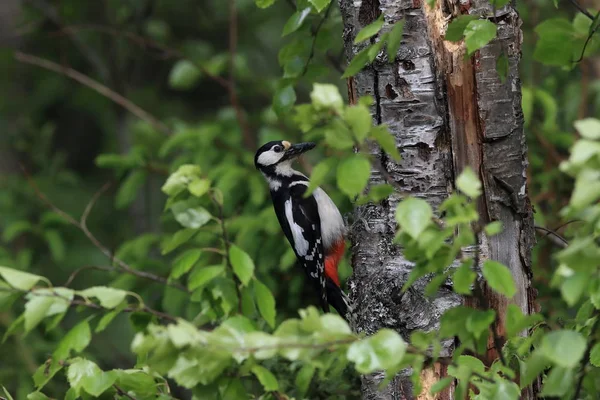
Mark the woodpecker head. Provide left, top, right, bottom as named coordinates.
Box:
left=254, top=141, right=316, bottom=177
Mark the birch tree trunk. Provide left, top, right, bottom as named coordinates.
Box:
left=339, top=0, right=537, bottom=398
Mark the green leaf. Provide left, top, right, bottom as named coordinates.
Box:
left=95, top=302, right=127, bottom=333
left=255, top=0, right=276, bottom=8
left=79, top=286, right=128, bottom=309
left=345, top=105, right=373, bottom=142
left=251, top=365, right=279, bottom=391
left=341, top=46, right=371, bottom=78
left=387, top=20, right=405, bottom=61
left=347, top=328, right=406, bottom=373
left=2, top=387, right=14, bottom=400
left=162, top=164, right=202, bottom=197
left=188, top=266, right=224, bottom=291
left=540, top=330, right=586, bottom=368
left=306, top=158, right=336, bottom=196
left=466, top=309, right=495, bottom=339
left=533, top=19, right=575, bottom=66
left=188, top=178, right=211, bottom=198
left=324, top=120, right=355, bottom=150
left=254, top=279, right=276, bottom=328
left=370, top=125, right=401, bottom=161
left=27, top=392, right=50, bottom=400
left=2, top=220, right=32, bottom=241
left=43, top=229, right=66, bottom=262
left=67, top=358, right=117, bottom=396
left=445, top=15, right=478, bottom=42
left=520, top=350, right=549, bottom=388
left=506, top=304, right=542, bottom=337
left=453, top=261, right=475, bottom=295
left=229, top=245, right=255, bottom=285
left=0, top=266, right=44, bottom=290
left=171, top=249, right=203, bottom=279
left=116, top=170, right=147, bottom=209
left=282, top=8, right=312, bottom=36
left=354, top=15, right=384, bottom=44
left=430, top=376, right=453, bottom=394
left=590, top=343, right=600, bottom=367
left=456, top=167, right=481, bottom=198
left=295, top=364, right=315, bottom=396
left=171, top=201, right=213, bottom=229
left=482, top=260, right=516, bottom=298
left=308, top=0, right=331, bottom=13
left=395, top=197, right=432, bottom=239
left=54, top=319, right=92, bottom=359
left=161, top=228, right=197, bottom=255
left=496, top=51, right=508, bottom=83
left=337, top=155, right=371, bottom=197
left=540, top=366, right=573, bottom=397
left=561, top=272, right=588, bottom=306
left=273, top=85, right=297, bottom=115
left=574, top=118, right=600, bottom=140
left=485, top=221, right=503, bottom=236
left=24, top=296, right=55, bottom=332
left=464, top=20, right=497, bottom=54
left=169, top=60, right=201, bottom=90
left=311, top=83, right=344, bottom=113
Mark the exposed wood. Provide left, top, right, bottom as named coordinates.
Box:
left=340, top=0, right=537, bottom=398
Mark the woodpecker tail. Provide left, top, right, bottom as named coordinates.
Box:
left=326, top=279, right=355, bottom=325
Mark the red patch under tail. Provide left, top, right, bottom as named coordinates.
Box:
left=324, top=239, right=345, bottom=287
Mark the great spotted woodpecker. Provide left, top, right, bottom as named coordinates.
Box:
left=254, top=140, right=352, bottom=321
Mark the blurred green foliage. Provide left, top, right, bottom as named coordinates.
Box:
left=0, top=0, right=599, bottom=398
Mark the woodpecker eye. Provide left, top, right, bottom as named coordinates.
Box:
left=273, top=145, right=283, bottom=153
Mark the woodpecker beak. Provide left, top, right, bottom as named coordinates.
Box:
left=282, top=142, right=316, bottom=161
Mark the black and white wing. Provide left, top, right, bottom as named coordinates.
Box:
left=272, top=185, right=327, bottom=311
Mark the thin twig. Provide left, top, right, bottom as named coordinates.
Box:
left=20, top=169, right=189, bottom=293
left=113, top=385, right=137, bottom=400
left=568, top=0, right=596, bottom=20
left=212, top=195, right=242, bottom=313
left=51, top=24, right=231, bottom=89
left=302, top=1, right=334, bottom=76
left=228, top=0, right=254, bottom=150
left=534, top=225, right=569, bottom=249
left=23, top=0, right=110, bottom=81
left=63, top=265, right=115, bottom=287
left=0, top=286, right=178, bottom=323
left=53, top=23, right=255, bottom=150
left=14, top=51, right=171, bottom=135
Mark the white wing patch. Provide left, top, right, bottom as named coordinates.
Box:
left=313, top=188, right=345, bottom=250
left=285, top=198, right=309, bottom=256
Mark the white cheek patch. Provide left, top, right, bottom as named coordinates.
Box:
left=285, top=199, right=309, bottom=256
left=257, top=150, right=284, bottom=166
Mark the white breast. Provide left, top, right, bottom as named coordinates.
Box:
left=313, top=188, right=345, bottom=250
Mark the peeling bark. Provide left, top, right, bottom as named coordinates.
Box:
left=339, top=0, right=536, bottom=398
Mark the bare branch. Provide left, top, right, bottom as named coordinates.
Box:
left=63, top=265, right=115, bottom=287
left=113, top=385, right=137, bottom=400
left=14, top=51, right=171, bottom=135
left=302, top=1, right=334, bottom=76
left=23, top=0, right=110, bottom=81
left=52, top=24, right=231, bottom=89
left=534, top=225, right=569, bottom=249
left=21, top=171, right=189, bottom=293
left=568, top=0, right=596, bottom=20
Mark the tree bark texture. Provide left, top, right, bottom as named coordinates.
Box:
left=339, top=0, right=536, bottom=399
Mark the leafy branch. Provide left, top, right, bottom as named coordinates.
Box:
left=21, top=169, right=189, bottom=293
